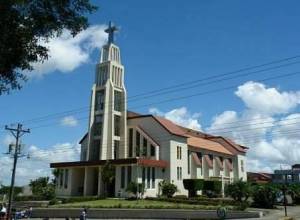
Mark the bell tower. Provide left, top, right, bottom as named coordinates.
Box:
left=86, top=21, right=127, bottom=161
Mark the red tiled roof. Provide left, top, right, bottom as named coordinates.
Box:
left=187, top=134, right=233, bottom=155
left=207, top=136, right=247, bottom=154
left=153, top=116, right=188, bottom=137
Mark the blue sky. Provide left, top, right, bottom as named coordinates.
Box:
left=1, top=0, right=300, bottom=185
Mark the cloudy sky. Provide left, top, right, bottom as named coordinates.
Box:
left=1, top=0, right=300, bottom=185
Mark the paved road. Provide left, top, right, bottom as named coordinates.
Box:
left=244, top=206, right=300, bottom=220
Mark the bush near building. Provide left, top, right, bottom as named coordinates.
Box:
left=251, top=183, right=279, bottom=209
left=203, top=180, right=222, bottom=197
left=183, top=179, right=204, bottom=198
left=126, top=182, right=146, bottom=198
left=225, top=179, right=252, bottom=202
left=159, top=181, right=178, bottom=198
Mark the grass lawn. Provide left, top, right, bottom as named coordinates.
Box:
left=53, top=198, right=235, bottom=210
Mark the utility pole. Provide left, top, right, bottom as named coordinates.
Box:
left=5, top=123, right=30, bottom=219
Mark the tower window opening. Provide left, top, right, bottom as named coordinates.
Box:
left=114, top=140, right=119, bottom=159
left=114, top=115, right=121, bottom=136
left=114, top=90, right=122, bottom=111
left=136, top=131, right=140, bottom=156
left=95, top=90, right=105, bottom=111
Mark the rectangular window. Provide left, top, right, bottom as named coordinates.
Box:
left=95, top=90, right=105, bottom=111
left=129, top=128, right=133, bottom=157
left=114, top=115, right=121, bottom=136
left=90, top=140, right=100, bottom=161
left=142, top=167, right=146, bottom=186
left=147, top=167, right=151, bottom=189
left=127, top=166, right=132, bottom=185
left=150, top=145, right=155, bottom=157
left=94, top=115, right=103, bottom=136
left=136, top=131, right=140, bottom=157
left=177, top=146, right=182, bottom=160
left=64, top=169, right=69, bottom=189
left=152, top=167, right=155, bottom=188
left=114, top=90, right=122, bottom=111
left=187, top=150, right=191, bottom=174
left=177, top=167, right=182, bottom=180
left=114, top=140, right=119, bottom=159
left=143, top=138, right=147, bottom=156
left=60, top=171, right=63, bottom=187
left=121, top=166, right=125, bottom=188
left=241, top=160, right=244, bottom=172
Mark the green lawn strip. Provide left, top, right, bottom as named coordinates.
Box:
left=53, top=199, right=236, bottom=210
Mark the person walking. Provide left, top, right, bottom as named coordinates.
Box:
left=0, top=204, right=7, bottom=220
left=79, top=208, right=87, bottom=220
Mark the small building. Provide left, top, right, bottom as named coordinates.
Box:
left=50, top=22, right=248, bottom=198
left=247, top=172, right=272, bottom=184
left=273, top=164, right=300, bottom=184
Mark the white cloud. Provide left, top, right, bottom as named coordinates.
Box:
left=0, top=142, right=80, bottom=186
left=61, top=116, right=78, bottom=127
left=235, top=81, right=300, bottom=115
left=206, top=81, right=300, bottom=172
left=28, top=25, right=107, bottom=76
left=149, top=107, right=202, bottom=130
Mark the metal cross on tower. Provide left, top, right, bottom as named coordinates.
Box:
left=105, top=21, right=118, bottom=44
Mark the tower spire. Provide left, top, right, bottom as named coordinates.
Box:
left=105, top=21, right=118, bottom=44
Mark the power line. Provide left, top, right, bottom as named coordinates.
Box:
left=12, top=68, right=300, bottom=130
left=2, top=55, right=300, bottom=127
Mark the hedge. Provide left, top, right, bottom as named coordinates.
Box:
left=203, top=180, right=222, bottom=197
left=183, top=179, right=204, bottom=197
left=59, top=196, right=101, bottom=204
left=146, top=196, right=238, bottom=206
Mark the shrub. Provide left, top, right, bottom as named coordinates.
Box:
left=203, top=180, right=222, bottom=197
left=287, top=183, right=300, bottom=204
left=183, top=179, right=204, bottom=198
left=252, top=184, right=279, bottom=208
left=126, top=182, right=145, bottom=198
left=225, top=180, right=251, bottom=203
left=60, top=196, right=100, bottom=204
left=159, top=181, right=178, bottom=198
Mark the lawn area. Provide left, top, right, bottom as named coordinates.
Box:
left=53, top=198, right=234, bottom=210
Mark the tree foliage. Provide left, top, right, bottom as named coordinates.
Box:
left=159, top=180, right=178, bottom=198
left=225, top=179, right=252, bottom=202
left=0, top=0, right=97, bottom=94
left=252, top=183, right=279, bottom=209
left=0, top=185, right=23, bottom=196
left=29, top=176, right=55, bottom=200
left=183, top=179, right=204, bottom=198
left=101, top=161, right=115, bottom=196
left=126, top=182, right=145, bottom=198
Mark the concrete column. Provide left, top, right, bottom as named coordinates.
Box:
left=155, top=145, right=159, bottom=160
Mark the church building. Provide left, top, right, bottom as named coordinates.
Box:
left=50, top=22, right=248, bottom=198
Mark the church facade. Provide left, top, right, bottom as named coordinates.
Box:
left=50, top=22, right=247, bottom=198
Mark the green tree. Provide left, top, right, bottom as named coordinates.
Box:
left=0, top=0, right=97, bottom=94
left=101, top=161, right=115, bottom=197
left=51, top=168, right=62, bottom=185
left=126, top=182, right=145, bottom=199
left=252, top=183, right=279, bottom=208
left=29, top=177, right=55, bottom=199
left=159, top=180, right=178, bottom=198
left=0, top=185, right=23, bottom=197
left=183, top=179, right=204, bottom=198
left=225, top=179, right=252, bottom=202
